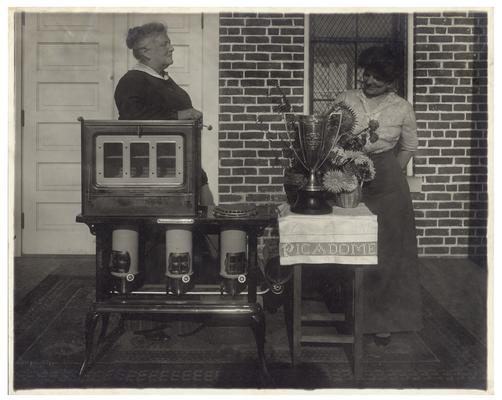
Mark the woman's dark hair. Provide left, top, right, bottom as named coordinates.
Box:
left=357, top=45, right=404, bottom=83
left=126, top=22, right=167, bottom=60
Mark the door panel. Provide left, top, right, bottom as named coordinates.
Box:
left=22, top=13, right=115, bottom=254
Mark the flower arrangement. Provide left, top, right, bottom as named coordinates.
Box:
left=319, top=103, right=378, bottom=205
left=281, top=102, right=378, bottom=192
left=260, top=86, right=379, bottom=208
left=322, top=147, right=376, bottom=194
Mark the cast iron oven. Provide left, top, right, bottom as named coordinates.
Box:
left=79, top=118, right=201, bottom=217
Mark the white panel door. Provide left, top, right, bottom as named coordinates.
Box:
left=22, top=13, right=115, bottom=254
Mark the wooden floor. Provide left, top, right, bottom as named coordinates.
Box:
left=13, top=255, right=488, bottom=345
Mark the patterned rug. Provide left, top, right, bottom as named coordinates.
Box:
left=13, top=274, right=486, bottom=390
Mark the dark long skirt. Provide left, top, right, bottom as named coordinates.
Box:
left=361, top=150, right=422, bottom=334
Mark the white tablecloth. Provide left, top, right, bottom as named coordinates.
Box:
left=278, top=203, right=378, bottom=266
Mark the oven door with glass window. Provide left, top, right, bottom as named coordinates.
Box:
left=80, top=119, right=201, bottom=217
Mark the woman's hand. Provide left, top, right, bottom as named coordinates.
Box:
left=396, top=150, right=414, bottom=171
left=178, top=108, right=203, bottom=121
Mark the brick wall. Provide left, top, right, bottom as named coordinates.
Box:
left=218, top=12, right=305, bottom=204
left=413, top=11, right=488, bottom=260
left=217, top=12, right=489, bottom=261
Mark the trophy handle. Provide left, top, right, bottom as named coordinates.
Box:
left=283, top=114, right=308, bottom=171
left=328, top=110, right=344, bottom=145
left=317, top=112, right=343, bottom=169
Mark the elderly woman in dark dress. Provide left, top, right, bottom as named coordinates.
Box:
left=114, top=23, right=217, bottom=287
left=115, top=22, right=213, bottom=205
left=333, top=46, right=422, bottom=345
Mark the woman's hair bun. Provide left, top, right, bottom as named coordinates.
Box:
left=126, top=27, right=141, bottom=49
left=125, top=22, right=167, bottom=50
left=358, top=45, right=404, bottom=83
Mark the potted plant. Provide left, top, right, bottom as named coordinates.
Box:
left=322, top=147, right=376, bottom=208
left=320, top=117, right=378, bottom=208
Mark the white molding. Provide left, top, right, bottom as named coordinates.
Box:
left=13, top=12, right=22, bottom=257
left=407, top=13, right=415, bottom=177
left=201, top=13, right=219, bottom=202
left=303, top=14, right=310, bottom=115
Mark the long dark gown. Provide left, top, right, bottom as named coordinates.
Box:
left=330, top=89, right=422, bottom=334
left=361, top=150, right=422, bottom=333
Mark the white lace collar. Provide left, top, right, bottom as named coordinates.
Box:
left=131, top=63, right=170, bottom=81
left=356, top=89, right=397, bottom=120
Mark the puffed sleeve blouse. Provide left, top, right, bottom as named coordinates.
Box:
left=334, top=89, right=418, bottom=154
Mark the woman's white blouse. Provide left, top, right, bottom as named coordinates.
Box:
left=334, top=89, right=418, bottom=154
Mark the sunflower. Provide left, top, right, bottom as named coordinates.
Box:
left=329, top=102, right=358, bottom=135
left=323, top=169, right=358, bottom=193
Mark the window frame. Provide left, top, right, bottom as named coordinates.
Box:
left=304, top=12, right=416, bottom=177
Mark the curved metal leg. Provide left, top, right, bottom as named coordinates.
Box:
left=79, top=310, right=100, bottom=377
left=251, top=311, right=272, bottom=385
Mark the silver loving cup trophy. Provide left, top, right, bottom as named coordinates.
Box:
left=284, top=112, right=343, bottom=214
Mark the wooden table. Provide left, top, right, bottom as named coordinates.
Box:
left=278, top=203, right=378, bottom=380
left=76, top=204, right=277, bottom=381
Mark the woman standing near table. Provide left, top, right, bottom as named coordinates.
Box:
left=333, top=45, right=422, bottom=345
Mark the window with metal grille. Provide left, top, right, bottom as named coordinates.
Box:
left=309, top=13, right=408, bottom=115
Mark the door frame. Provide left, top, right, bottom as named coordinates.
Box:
left=12, top=11, right=22, bottom=257
left=201, top=13, right=219, bottom=202
left=13, top=11, right=219, bottom=256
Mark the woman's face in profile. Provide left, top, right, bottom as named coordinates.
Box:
left=361, top=69, right=393, bottom=98
left=144, top=32, right=174, bottom=70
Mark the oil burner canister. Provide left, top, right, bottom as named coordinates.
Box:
left=110, top=226, right=139, bottom=294
left=220, top=228, right=247, bottom=296
left=165, top=227, right=193, bottom=296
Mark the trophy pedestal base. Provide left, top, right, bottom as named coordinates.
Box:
left=290, top=189, right=332, bottom=215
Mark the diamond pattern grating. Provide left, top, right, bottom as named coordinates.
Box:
left=310, top=14, right=406, bottom=115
